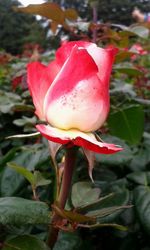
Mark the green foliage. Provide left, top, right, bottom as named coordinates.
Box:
left=0, top=4, right=150, bottom=249
left=134, top=186, right=150, bottom=234
left=54, top=0, right=150, bottom=25
left=127, top=171, right=150, bottom=185
left=0, top=197, right=50, bottom=225
left=108, top=105, right=144, bottom=145
left=0, top=145, right=51, bottom=197
left=97, top=0, right=150, bottom=25
left=114, top=66, right=143, bottom=76
left=79, top=185, right=130, bottom=224
left=71, top=182, right=100, bottom=208
left=3, top=235, right=49, bottom=250
left=129, top=25, right=150, bottom=39
left=7, top=162, right=51, bottom=188
left=95, top=135, right=132, bottom=166
left=53, top=232, right=83, bottom=250
left=0, top=0, right=47, bottom=54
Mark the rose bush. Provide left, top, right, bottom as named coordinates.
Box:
left=27, top=41, right=122, bottom=154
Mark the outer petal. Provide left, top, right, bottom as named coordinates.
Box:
left=56, top=41, right=118, bottom=85
left=44, top=45, right=108, bottom=132
left=86, top=44, right=118, bottom=86
left=55, top=41, right=91, bottom=65
left=36, top=124, right=122, bottom=154
left=27, top=60, right=60, bottom=120
left=46, top=45, right=98, bottom=101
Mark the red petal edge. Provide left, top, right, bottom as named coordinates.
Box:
left=36, top=124, right=123, bottom=154
left=27, top=61, right=60, bottom=120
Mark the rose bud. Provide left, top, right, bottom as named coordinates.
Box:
left=27, top=41, right=122, bottom=154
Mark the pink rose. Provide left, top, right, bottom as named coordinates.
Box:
left=130, top=43, right=148, bottom=55
left=27, top=41, right=122, bottom=154
left=130, top=43, right=148, bottom=60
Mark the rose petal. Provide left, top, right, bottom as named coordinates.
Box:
left=56, top=41, right=118, bottom=85
left=27, top=61, right=60, bottom=120
left=45, top=45, right=98, bottom=101
left=55, top=41, right=91, bottom=65
left=44, top=45, right=107, bottom=132
left=36, top=124, right=123, bottom=154
left=86, top=44, right=118, bottom=85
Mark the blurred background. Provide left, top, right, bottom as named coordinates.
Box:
left=0, top=0, right=150, bottom=55
left=0, top=1, right=150, bottom=250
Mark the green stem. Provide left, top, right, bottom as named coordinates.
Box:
left=47, top=147, right=78, bottom=249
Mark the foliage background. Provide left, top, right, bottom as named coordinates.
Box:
left=0, top=0, right=150, bottom=250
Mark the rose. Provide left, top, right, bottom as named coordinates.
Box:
left=27, top=41, right=122, bottom=154
left=130, top=43, right=148, bottom=60
left=130, top=43, right=147, bottom=55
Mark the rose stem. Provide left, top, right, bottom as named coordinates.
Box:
left=47, top=146, right=78, bottom=249
left=92, top=5, right=98, bottom=43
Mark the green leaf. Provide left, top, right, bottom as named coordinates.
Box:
left=12, top=104, right=34, bottom=112
left=0, top=146, right=50, bottom=196
left=71, top=182, right=100, bottom=208
left=114, top=67, right=143, bottom=76
left=86, top=205, right=130, bottom=218
left=7, top=163, right=51, bottom=188
left=0, top=197, right=50, bottom=225
left=134, top=186, right=150, bottom=234
left=52, top=204, right=95, bottom=223
left=127, top=171, right=150, bottom=185
left=97, top=194, right=129, bottom=223
left=0, top=147, right=19, bottom=169
left=129, top=25, right=149, bottom=39
left=134, top=98, right=150, bottom=106
left=96, top=135, right=132, bottom=166
left=13, top=116, right=36, bottom=127
left=76, top=194, right=114, bottom=213
left=54, top=232, right=83, bottom=250
left=7, top=162, right=34, bottom=185
left=83, top=222, right=127, bottom=231
left=108, top=105, right=144, bottom=144
left=0, top=166, right=27, bottom=197
left=85, top=189, right=129, bottom=223
left=3, top=235, right=49, bottom=250
left=33, top=171, right=51, bottom=187
left=128, top=140, right=150, bottom=171
left=0, top=90, right=27, bottom=114
left=115, top=51, right=134, bottom=63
